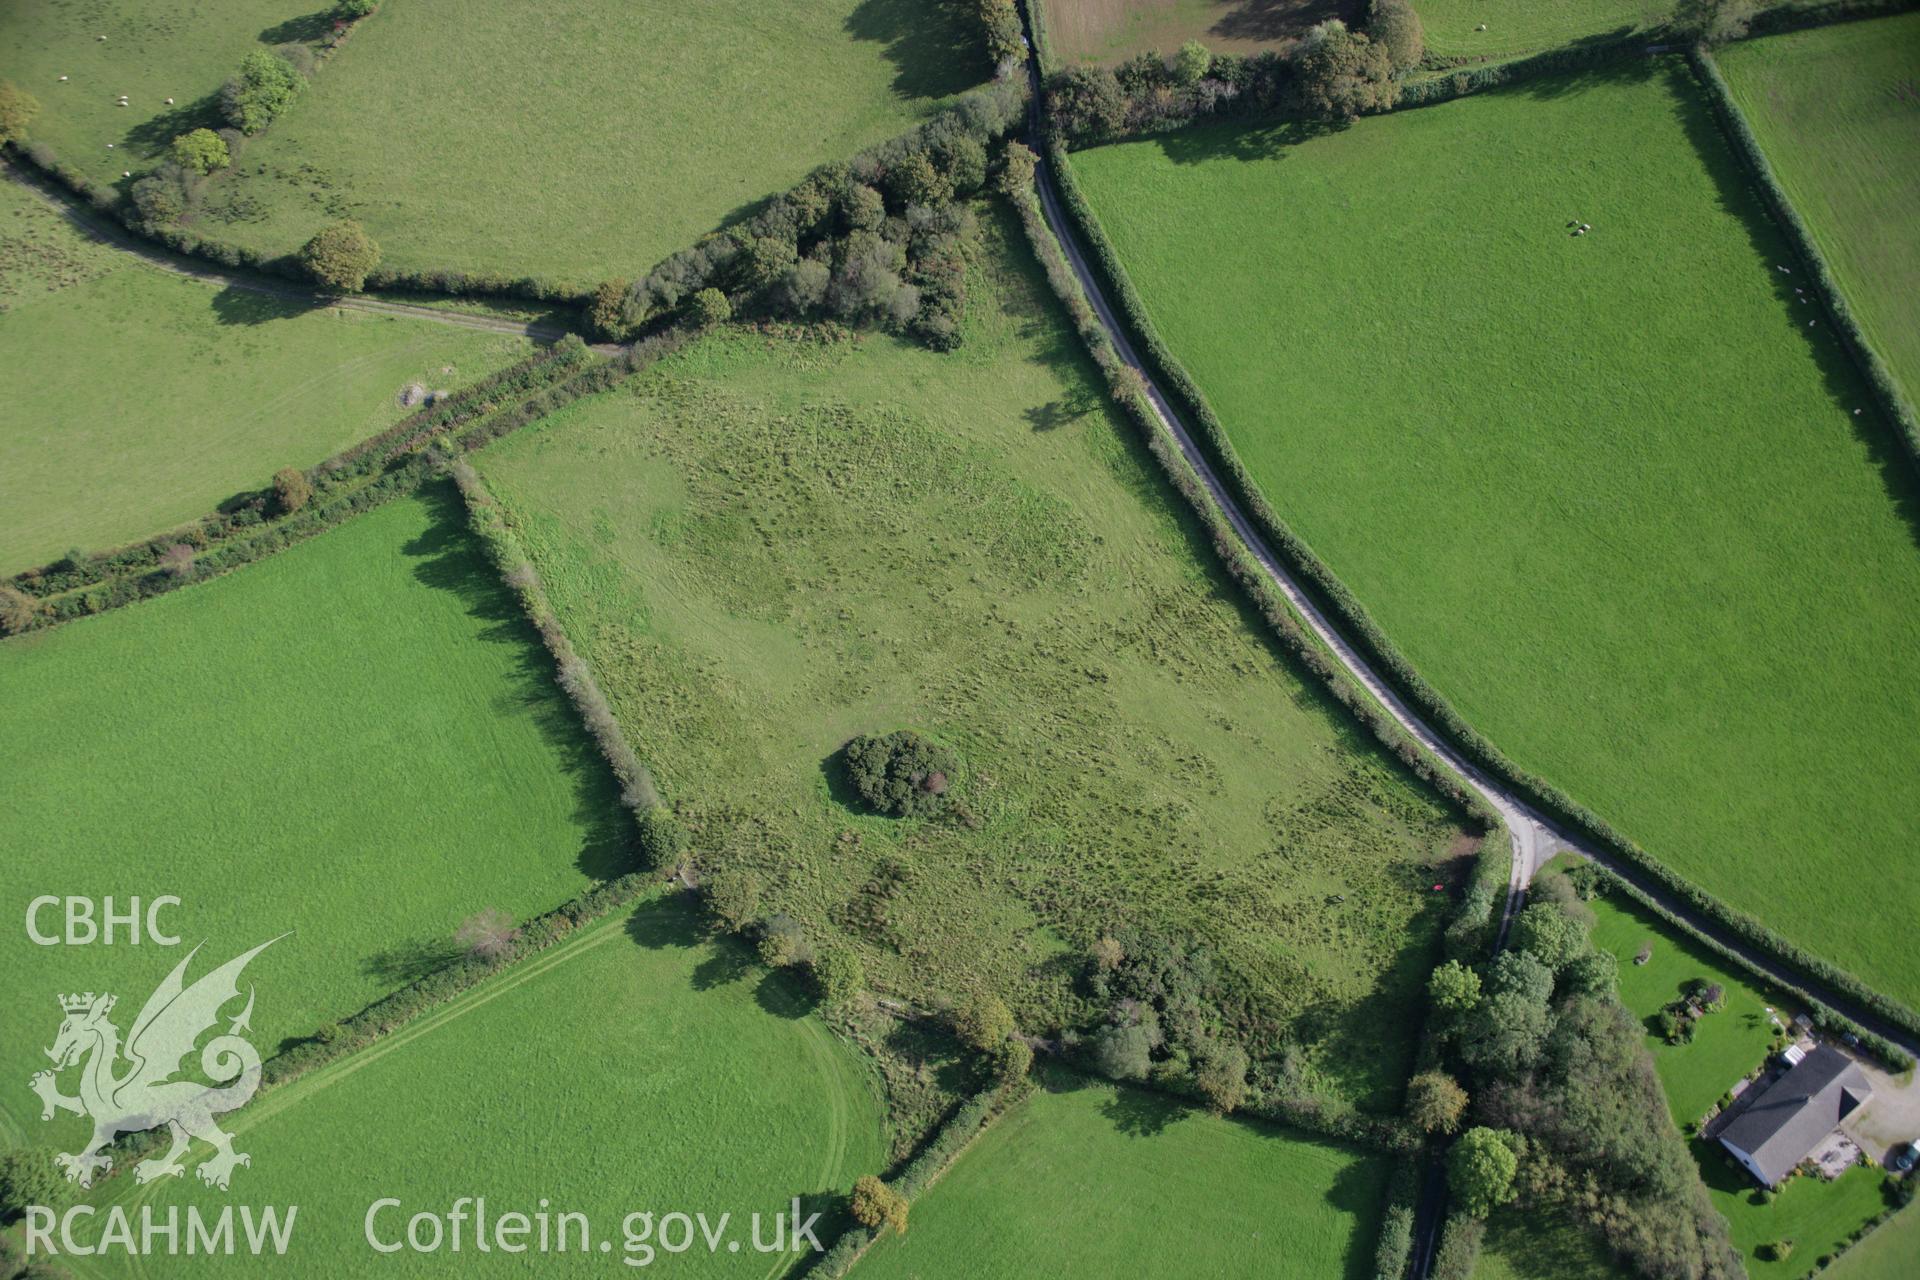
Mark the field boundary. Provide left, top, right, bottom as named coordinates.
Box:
left=1032, top=62, right=1920, bottom=1050
left=1689, top=44, right=1920, bottom=471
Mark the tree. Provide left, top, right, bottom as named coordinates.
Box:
left=1369, top=0, right=1426, bottom=73
left=976, top=0, right=1024, bottom=67
left=1428, top=958, right=1482, bottom=1013
left=1195, top=1043, right=1249, bottom=1114
left=1047, top=66, right=1128, bottom=143
left=1563, top=947, right=1619, bottom=999
left=994, top=1036, right=1034, bottom=1083
left=849, top=1175, right=909, bottom=1235
left=1447, top=1127, right=1520, bottom=1218
left=337, top=0, right=378, bottom=16
left=587, top=278, right=634, bottom=340
left=777, top=259, right=831, bottom=313
left=687, top=287, right=731, bottom=328
left=703, top=868, right=766, bottom=933
left=0, top=82, right=41, bottom=147
left=758, top=914, right=812, bottom=968
left=222, top=50, right=304, bottom=134
left=1173, top=40, right=1213, bottom=87
left=811, top=945, right=865, bottom=1007
left=130, top=164, right=195, bottom=226
left=272, top=466, right=313, bottom=515
left=0, top=586, right=41, bottom=637
left=300, top=220, right=380, bottom=293
left=887, top=150, right=952, bottom=209
left=1089, top=935, right=1124, bottom=972
left=1408, top=1070, right=1469, bottom=1134
left=937, top=134, right=989, bottom=194
left=0, top=1149, right=71, bottom=1221
left=841, top=183, right=886, bottom=232
left=842, top=730, right=958, bottom=819
left=455, top=908, right=518, bottom=961
left=998, top=141, right=1037, bottom=196
left=1294, top=21, right=1398, bottom=121
left=1463, top=987, right=1553, bottom=1074
left=954, top=993, right=1016, bottom=1053
left=170, top=127, right=230, bottom=174
left=1673, top=0, right=1757, bottom=46
left=1510, top=901, right=1587, bottom=972
left=737, top=235, right=798, bottom=291
left=1090, top=1020, right=1154, bottom=1080
left=635, top=806, right=688, bottom=869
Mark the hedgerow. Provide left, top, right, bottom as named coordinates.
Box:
left=1373, top=1159, right=1421, bottom=1280
left=1034, top=127, right=1920, bottom=1047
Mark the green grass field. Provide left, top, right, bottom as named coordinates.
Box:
left=477, top=211, right=1470, bottom=1110
left=0, top=0, right=323, bottom=183
left=26, top=897, right=888, bottom=1276
left=163, top=0, right=987, bottom=283
left=1043, top=0, right=1348, bottom=65
left=0, top=486, right=622, bottom=1147
left=1582, top=881, right=1783, bottom=1125
left=857, top=1068, right=1388, bottom=1279
left=1413, top=0, right=1663, bottom=60
left=1474, top=1208, right=1631, bottom=1280
left=1068, top=60, right=1920, bottom=1011
left=0, top=173, right=530, bottom=571
left=1718, top=14, right=1920, bottom=412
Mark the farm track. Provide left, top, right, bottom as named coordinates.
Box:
left=4, top=165, right=604, bottom=348
left=1012, top=32, right=1920, bottom=1275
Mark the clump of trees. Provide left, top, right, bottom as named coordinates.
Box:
left=975, top=0, right=1023, bottom=69
left=0, top=586, right=41, bottom=637
left=272, top=467, right=313, bottom=514
left=300, top=219, right=381, bottom=292
left=599, top=81, right=1024, bottom=349
left=222, top=49, right=305, bottom=135
left=1046, top=47, right=1294, bottom=145
left=0, top=82, right=40, bottom=147
left=842, top=730, right=958, bottom=819
left=1673, top=0, right=1757, bottom=46
left=170, top=128, right=230, bottom=175
left=1369, top=0, right=1426, bottom=74
left=849, top=1175, right=909, bottom=1235
left=1294, top=20, right=1398, bottom=121
left=1428, top=871, right=1742, bottom=1279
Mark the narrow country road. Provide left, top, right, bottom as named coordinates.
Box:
left=6, top=163, right=581, bottom=345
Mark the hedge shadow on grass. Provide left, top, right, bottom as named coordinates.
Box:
left=1099, top=1085, right=1183, bottom=1137
left=1664, top=59, right=1920, bottom=551
left=626, top=902, right=708, bottom=952
left=400, top=482, right=635, bottom=882
left=208, top=283, right=322, bottom=325
left=121, top=92, right=225, bottom=156
left=845, top=0, right=991, bottom=102
left=1210, top=0, right=1362, bottom=44
left=259, top=9, right=338, bottom=46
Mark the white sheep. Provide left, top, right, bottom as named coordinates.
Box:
left=58, top=75, right=69, bottom=82
left=165, top=97, right=175, bottom=105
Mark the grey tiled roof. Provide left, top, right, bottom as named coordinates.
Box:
left=1719, top=1045, right=1870, bottom=1185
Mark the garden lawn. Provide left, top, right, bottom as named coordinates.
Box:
left=0, top=485, right=622, bottom=1148
left=477, top=210, right=1471, bottom=1112
left=0, top=0, right=324, bottom=185
left=1695, top=1140, right=1897, bottom=1279
left=1717, top=14, right=1920, bottom=412
left=1042, top=0, right=1351, bottom=65
left=175, top=0, right=988, bottom=284
left=1581, top=878, right=1783, bottom=1126
left=857, top=1068, right=1388, bottom=1279
left=1068, top=60, right=1920, bottom=1010
left=1827, top=1202, right=1920, bottom=1279
left=0, top=173, right=530, bottom=572
left=1412, top=0, right=1662, bottom=60
left=34, top=897, right=888, bottom=1276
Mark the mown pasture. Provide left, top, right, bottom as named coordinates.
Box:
left=0, top=0, right=323, bottom=186
left=1827, top=1202, right=1920, bottom=1279
left=1042, top=0, right=1349, bottom=64
left=0, top=173, right=530, bottom=571
left=36, top=897, right=888, bottom=1275
left=0, top=487, right=620, bottom=1146
left=857, top=1068, right=1388, bottom=1279
left=1718, top=13, right=1920, bottom=411
left=174, top=0, right=988, bottom=284
left=478, top=212, right=1471, bottom=1111
left=1068, top=60, right=1920, bottom=1011
left=1696, top=1146, right=1895, bottom=1280
left=1412, top=0, right=1662, bottom=60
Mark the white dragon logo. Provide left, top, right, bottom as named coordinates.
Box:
left=29, top=937, right=282, bottom=1191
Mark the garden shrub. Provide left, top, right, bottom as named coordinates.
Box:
left=841, top=731, right=957, bottom=818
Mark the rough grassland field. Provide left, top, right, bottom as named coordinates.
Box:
left=857, top=1068, right=1388, bottom=1279
left=0, top=173, right=530, bottom=571
left=0, top=486, right=620, bottom=1147
left=1068, top=61, right=1920, bottom=1010
left=1718, top=14, right=1920, bottom=411
left=1042, top=0, right=1352, bottom=64
left=177, top=0, right=988, bottom=283
left=1473, top=1209, right=1630, bottom=1280
left=33, top=898, right=887, bottom=1276
left=478, top=213, right=1470, bottom=1110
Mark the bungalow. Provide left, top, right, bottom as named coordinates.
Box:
left=1718, top=1044, right=1871, bottom=1187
